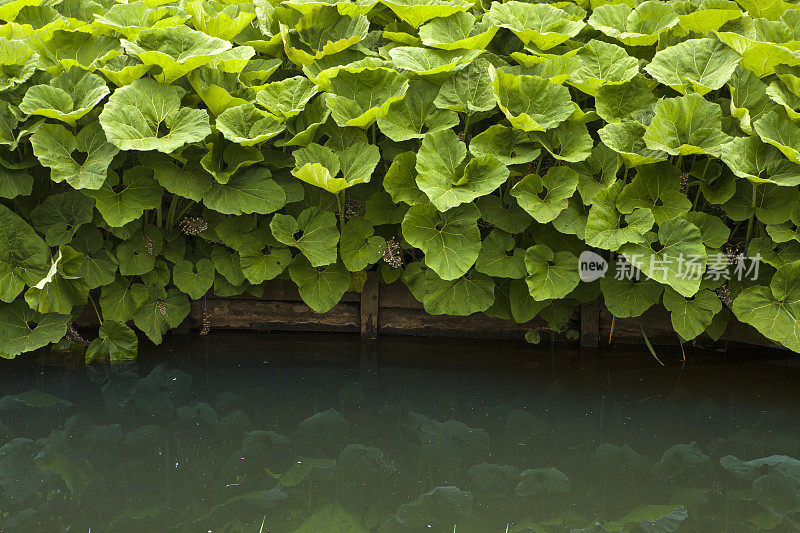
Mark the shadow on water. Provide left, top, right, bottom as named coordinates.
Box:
left=0, top=332, right=799, bottom=532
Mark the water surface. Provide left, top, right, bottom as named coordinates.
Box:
left=1, top=334, right=798, bottom=532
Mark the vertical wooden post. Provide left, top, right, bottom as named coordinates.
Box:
left=360, top=271, right=379, bottom=340
left=580, top=301, right=600, bottom=348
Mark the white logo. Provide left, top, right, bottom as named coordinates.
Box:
left=579, top=251, right=608, bottom=282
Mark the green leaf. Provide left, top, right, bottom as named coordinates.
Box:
left=139, top=152, right=212, bottom=202
left=733, top=261, right=800, bottom=352
left=0, top=300, right=68, bottom=358
left=475, top=229, right=526, bottom=279
left=569, top=40, right=639, bottom=96
left=433, top=58, right=496, bottom=115
left=277, top=94, right=331, bottom=147
left=292, top=140, right=380, bottom=193
left=720, top=136, right=800, bottom=186
left=766, top=80, right=800, bottom=121
left=476, top=195, right=532, bottom=234
left=0, top=38, right=39, bottom=92
left=340, top=216, right=385, bottom=272
left=524, top=244, right=579, bottom=301
left=0, top=204, right=54, bottom=302
left=92, top=2, right=189, bottom=40
left=200, top=139, right=262, bottom=184
left=485, top=1, right=585, bottom=50
left=722, top=179, right=799, bottom=225
left=216, top=103, right=284, bottom=146
left=644, top=38, right=741, bottom=96
left=686, top=212, right=731, bottom=249
left=379, top=0, right=472, bottom=28
left=644, top=93, right=732, bottom=157
left=96, top=55, right=153, bottom=87
left=468, top=125, right=540, bottom=166
left=172, top=258, right=215, bottom=300
left=122, top=25, right=232, bottom=83
left=415, top=130, right=508, bottom=211
left=570, top=142, right=621, bottom=204
left=600, top=264, right=663, bottom=318
left=727, top=66, right=776, bottom=136
left=29, top=191, right=94, bottom=247
left=281, top=9, right=369, bottom=65
left=418, top=11, right=498, bottom=51
left=19, top=69, right=109, bottom=127
left=30, top=122, right=118, bottom=190
left=383, top=151, right=426, bottom=206
left=420, top=269, right=495, bottom=315
left=255, top=76, right=319, bottom=119
left=288, top=255, right=350, bottom=313
left=585, top=181, right=654, bottom=252
left=589, top=1, right=679, bottom=47
left=26, top=29, right=121, bottom=74
left=616, top=163, right=692, bottom=225
left=270, top=208, right=339, bottom=267
left=599, top=121, right=668, bottom=168
left=377, top=80, right=458, bottom=142
left=663, top=287, right=722, bottom=341
left=133, top=289, right=190, bottom=344
left=402, top=202, right=481, bottom=280
left=185, top=0, right=256, bottom=41
left=388, top=47, right=481, bottom=76
left=530, top=120, right=594, bottom=163
left=488, top=66, right=574, bottom=132
left=754, top=109, right=800, bottom=164
left=619, top=217, right=707, bottom=298
left=85, top=321, right=137, bottom=363
left=238, top=235, right=292, bottom=284
left=83, top=168, right=163, bottom=227
left=325, top=67, right=409, bottom=128
left=511, top=167, right=579, bottom=224
left=595, top=76, right=658, bottom=124
left=203, top=167, right=287, bottom=215
left=99, top=78, right=211, bottom=153
left=100, top=277, right=146, bottom=323
left=24, top=246, right=89, bottom=315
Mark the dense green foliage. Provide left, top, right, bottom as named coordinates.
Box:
left=1, top=0, right=800, bottom=359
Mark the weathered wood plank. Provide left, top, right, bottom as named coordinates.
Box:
left=580, top=301, right=600, bottom=348
left=378, top=308, right=569, bottom=340
left=191, top=299, right=359, bottom=332
left=360, top=272, right=379, bottom=340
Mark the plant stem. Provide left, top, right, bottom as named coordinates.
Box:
left=174, top=200, right=196, bottom=223
left=166, top=195, right=179, bottom=229
left=337, top=191, right=346, bottom=230
left=462, top=113, right=471, bottom=143
left=89, top=294, right=102, bottom=325
left=745, top=182, right=757, bottom=243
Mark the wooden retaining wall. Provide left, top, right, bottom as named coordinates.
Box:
left=163, top=273, right=779, bottom=351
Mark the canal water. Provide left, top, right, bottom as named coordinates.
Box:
left=0, top=333, right=798, bottom=532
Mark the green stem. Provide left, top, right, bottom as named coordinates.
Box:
left=166, top=195, right=179, bottom=229
left=337, top=191, right=346, bottom=230
left=174, top=200, right=196, bottom=223
left=463, top=113, right=471, bottom=143
left=156, top=203, right=163, bottom=228
left=89, top=294, right=102, bottom=325
left=745, top=182, right=757, bottom=243
left=534, top=157, right=542, bottom=175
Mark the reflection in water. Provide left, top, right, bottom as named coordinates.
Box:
left=0, top=333, right=799, bottom=532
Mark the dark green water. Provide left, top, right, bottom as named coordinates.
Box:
left=0, top=334, right=799, bottom=532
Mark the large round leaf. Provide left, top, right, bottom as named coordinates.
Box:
left=401, top=202, right=481, bottom=280
left=99, top=78, right=211, bottom=153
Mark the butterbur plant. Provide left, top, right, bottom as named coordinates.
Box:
left=1, top=0, right=800, bottom=361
